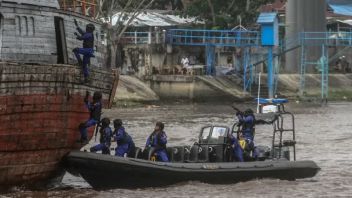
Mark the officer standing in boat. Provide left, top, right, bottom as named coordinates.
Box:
left=145, top=122, right=169, bottom=162
left=237, top=109, right=255, bottom=141
left=73, top=19, right=95, bottom=83
left=90, top=117, right=112, bottom=154
left=236, top=108, right=258, bottom=160
left=113, top=119, right=136, bottom=157
left=79, top=91, right=102, bottom=143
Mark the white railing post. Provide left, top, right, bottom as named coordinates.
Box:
left=257, top=72, right=262, bottom=114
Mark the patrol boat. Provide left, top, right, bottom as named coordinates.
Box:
left=0, top=0, right=118, bottom=188
left=64, top=99, right=320, bottom=189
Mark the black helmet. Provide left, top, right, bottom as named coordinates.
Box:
left=86, top=23, right=95, bottom=33
left=244, top=108, right=254, bottom=116
left=155, top=121, right=164, bottom=130
left=93, top=91, right=102, bottom=101
left=101, top=117, right=110, bottom=127
left=113, top=119, right=123, bottom=128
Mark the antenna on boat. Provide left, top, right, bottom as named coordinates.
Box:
left=256, top=72, right=261, bottom=114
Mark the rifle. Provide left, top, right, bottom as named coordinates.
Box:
left=231, top=104, right=243, bottom=115
left=94, top=122, right=100, bottom=142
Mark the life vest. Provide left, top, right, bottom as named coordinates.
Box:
left=99, top=127, right=112, bottom=146
left=147, top=131, right=167, bottom=150
left=115, top=127, right=131, bottom=145
left=90, top=102, right=102, bottom=121
left=83, top=32, right=95, bottom=49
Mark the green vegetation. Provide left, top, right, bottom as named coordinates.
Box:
left=183, top=0, right=274, bottom=28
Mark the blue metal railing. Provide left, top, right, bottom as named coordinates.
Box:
left=167, top=29, right=260, bottom=47
left=120, top=32, right=165, bottom=44
left=300, top=32, right=352, bottom=46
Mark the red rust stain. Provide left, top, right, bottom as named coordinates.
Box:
left=0, top=93, right=106, bottom=185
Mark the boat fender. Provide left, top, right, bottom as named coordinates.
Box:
left=208, top=147, right=213, bottom=153
left=173, top=148, right=179, bottom=154
left=198, top=147, right=203, bottom=153
left=184, top=147, right=190, bottom=154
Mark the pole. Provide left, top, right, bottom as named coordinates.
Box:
left=268, top=46, right=274, bottom=98
left=257, top=72, right=262, bottom=114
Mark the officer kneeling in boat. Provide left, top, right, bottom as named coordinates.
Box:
left=90, top=117, right=112, bottom=154
left=145, top=122, right=169, bottom=162
left=236, top=108, right=258, bottom=161
left=113, top=119, right=135, bottom=157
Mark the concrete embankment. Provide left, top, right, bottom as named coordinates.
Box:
left=114, top=75, right=159, bottom=103
left=276, top=74, right=352, bottom=100
left=114, top=74, right=352, bottom=104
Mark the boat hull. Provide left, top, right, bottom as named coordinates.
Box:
left=0, top=62, right=119, bottom=187
left=65, top=151, right=320, bottom=190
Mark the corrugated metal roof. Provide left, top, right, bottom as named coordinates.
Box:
left=328, top=0, right=352, bottom=16
left=257, top=13, right=277, bottom=24
left=111, top=11, right=202, bottom=27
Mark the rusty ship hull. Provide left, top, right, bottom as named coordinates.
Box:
left=0, top=62, right=119, bottom=187
left=0, top=0, right=120, bottom=187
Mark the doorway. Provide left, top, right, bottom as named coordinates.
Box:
left=54, top=16, right=68, bottom=64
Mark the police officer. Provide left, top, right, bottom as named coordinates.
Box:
left=79, top=91, right=102, bottom=143
left=90, top=117, right=112, bottom=155
left=237, top=108, right=255, bottom=141
left=145, top=122, right=169, bottom=162
left=73, top=19, right=95, bottom=83
left=228, top=133, right=244, bottom=162
left=236, top=108, right=257, bottom=160
left=113, top=119, right=135, bottom=157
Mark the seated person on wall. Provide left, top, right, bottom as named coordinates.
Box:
left=145, top=122, right=169, bottom=162
left=236, top=108, right=258, bottom=161
left=73, top=19, right=95, bottom=83
left=181, top=56, right=190, bottom=74
left=113, top=119, right=135, bottom=157
left=90, top=118, right=112, bottom=155
left=78, top=91, right=102, bottom=144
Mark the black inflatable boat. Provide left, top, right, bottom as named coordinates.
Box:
left=65, top=151, right=319, bottom=189
left=64, top=99, right=320, bottom=189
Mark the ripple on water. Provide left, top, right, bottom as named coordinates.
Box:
left=8, top=103, right=352, bottom=197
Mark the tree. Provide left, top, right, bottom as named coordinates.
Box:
left=95, top=0, right=156, bottom=68
left=184, top=0, right=274, bottom=29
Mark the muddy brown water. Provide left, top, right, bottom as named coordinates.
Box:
left=3, top=102, right=352, bottom=197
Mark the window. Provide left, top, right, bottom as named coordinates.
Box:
left=21, top=16, right=28, bottom=36
left=15, top=16, right=21, bottom=35
left=211, top=127, right=227, bottom=139
left=201, top=127, right=211, bottom=140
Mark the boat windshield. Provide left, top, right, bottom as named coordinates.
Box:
left=211, top=127, right=227, bottom=139
left=201, top=127, right=211, bottom=140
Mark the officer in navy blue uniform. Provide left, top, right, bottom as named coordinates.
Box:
left=145, top=122, right=169, bottom=162
left=90, top=117, right=112, bottom=155
left=113, top=119, right=135, bottom=157
left=236, top=108, right=258, bottom=160
left=73, top=19, right=95, bottom=83
left=79, top=91, right=102, bottom=143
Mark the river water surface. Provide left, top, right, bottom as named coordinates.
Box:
left=3, top=102, right=352, bottom=197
